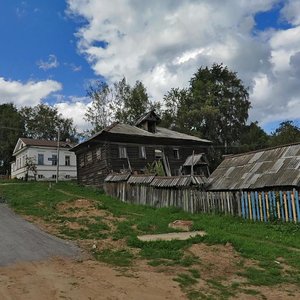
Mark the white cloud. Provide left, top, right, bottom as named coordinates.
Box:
left=54, top=96, right=92, bottom=131
left=66, top=0, right=300, bottom=127
left=0, top=77, right=62, bottom=107
left=37, top=54, right=60, bottom=70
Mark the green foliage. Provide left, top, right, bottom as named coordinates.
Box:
left=162, top=64, right=250, bottom=147
left=19, top=104, right=77, bottom=141
left=145, top=160, right=165, bottom=176
left=0, top=103, right=24, bottom=175
left=93, top=249, right=134, bottom=267
left=85, top=81, right=113, bottom=134
left=174, top=273, right=198, bottom=288
left=270, top=120, right=300, bottom=146
left=239, top=122, right=270, bottom=152
left=85, top=77, right=161, bottom=136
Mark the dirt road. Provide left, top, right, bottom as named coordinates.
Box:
left=0, top=204, right=80, bottom=266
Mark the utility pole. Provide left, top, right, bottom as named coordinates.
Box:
left=56, top=128, right=60, bottom=183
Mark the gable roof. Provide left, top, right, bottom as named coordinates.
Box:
left=135, top=110, right=160, bottom=126
left=13, top=138, right=75, bottom=155
left=208, top=143, right=300, bottom=190
left=72, top=122, right=211, bottom=151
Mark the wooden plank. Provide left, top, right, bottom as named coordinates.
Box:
left=287, top=191, right=293, bottom=222
left=258, top=192, right=263, bottom=222
left=294, top=189, right=300, bottom=223
left=283, top=192, right=288, bottom=223
left=255, top=191, right=260, bottom=221
left=279, top=191, right=284, bottom=222
left=248, top=192, right=252, bottom=220
left=291, top=192, right=297, bottom=223
left=251, top=192, right=256, bottom=221
left=244, top=192, right=249, bottom=219
left=265, top=192, right=269, bottom=221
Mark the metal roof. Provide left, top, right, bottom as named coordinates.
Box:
left=104, top=172, right=131, bottom=182
left=20, top=138, right=74, bottom=148
left=208, top=143, right=300, bottom=190
left=127, top=175, right=156, bottom=185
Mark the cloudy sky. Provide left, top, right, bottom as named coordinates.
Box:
left=0, top=0, right=300, bottom=133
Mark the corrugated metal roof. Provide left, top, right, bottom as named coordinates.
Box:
left=150, top=176, right=193, bottom=187
left=209, top=143, right=300, bottom=190
left=192, top=175, right=209, bottom=185
left=128, top=175, right=156, bottom=184
left=104, top=172, right=131, bottom=182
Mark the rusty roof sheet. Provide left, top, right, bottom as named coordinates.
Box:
left=209, top=143, right=300, bottom=190
left=104, top=172, right=131, bottom=182
left=128, top=175, right=156, bottom=185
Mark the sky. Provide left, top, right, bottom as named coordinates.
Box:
left=0, top=0, right=300, bottom=133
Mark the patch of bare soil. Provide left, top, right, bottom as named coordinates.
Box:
left=0, top=258, right=184, bottom=300
left=182, top=243, right=300, bottom=299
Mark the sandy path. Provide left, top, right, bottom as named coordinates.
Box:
left=0, top=258, right=184, bottom=300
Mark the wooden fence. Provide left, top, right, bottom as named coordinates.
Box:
left=104, top=181, right=300, bottom=223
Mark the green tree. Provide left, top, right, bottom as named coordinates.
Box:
left=85, top=81, right=113, bottom=135
left=19, top=104, right=77, bottom=141
left=239, top=122, right=270, bottom=152
left=85, top=78, right=161, bottom=135
left=270, top=121, right=300, bottom=146
left=162, top=64, right=251, bottom=148
left=0, top=103, right=24, bottom=175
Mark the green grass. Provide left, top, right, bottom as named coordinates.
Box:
left=1, top=181, right=300, bottom=296
left=93, top=249, right=134, bottom=267
left=173, top=273, right=198, bottom=288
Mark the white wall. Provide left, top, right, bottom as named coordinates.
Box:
left=11, top=146, right=77, bottom=181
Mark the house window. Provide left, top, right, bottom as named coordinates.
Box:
left=52, top=154, right=57, bottom=166
left=96, top=147, right=102, bottom=160
left=86, top=151, right=93, bottom=163
left=119, top=146, right=127, bottom=158
left=139, top=146, right=146, bottom=159
left=65, top=175, right=70, bottom=179
left=65, top=155, right=70, bottom=166
left=79, top=155, right=85, bottom=167
left=38, top=174, right=44, bottom=179
left=155, top=149, right=163, bottom=159
left=38, top=154, right=44, bottom=165
left=173, top=148, right=180, bottom=159
left=52, top=174, right=56, bottom=179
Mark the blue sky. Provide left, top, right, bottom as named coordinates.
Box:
left=0, top=0, right=299, bottom=133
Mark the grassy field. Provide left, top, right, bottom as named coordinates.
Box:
left=1, top=180, right=300, bottom=299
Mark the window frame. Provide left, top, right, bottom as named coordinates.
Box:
left=38, top=154, right=44, bottom=165
left=119, top=146, right=127, bottom=158
left=139, top=146, right=146, bottom=159
left=65, top=155, right=70, bottom=166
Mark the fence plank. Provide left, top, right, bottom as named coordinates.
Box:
left=294, top=189, right=300, bottom=223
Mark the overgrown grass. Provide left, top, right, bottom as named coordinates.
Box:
left=1, top=181, right=300, bottom=297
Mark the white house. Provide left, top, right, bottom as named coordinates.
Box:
left=11, top=138, right=77, bottom=181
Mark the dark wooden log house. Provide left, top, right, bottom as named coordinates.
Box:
left=71, top=111, right=211, bottom=186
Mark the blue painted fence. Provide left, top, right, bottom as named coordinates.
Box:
left=240, top=189, right=300, bottom=223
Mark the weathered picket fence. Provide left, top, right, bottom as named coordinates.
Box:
left=240, top=190, right=300, bottom=223
left=104, top=175, right=300, bottom=223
